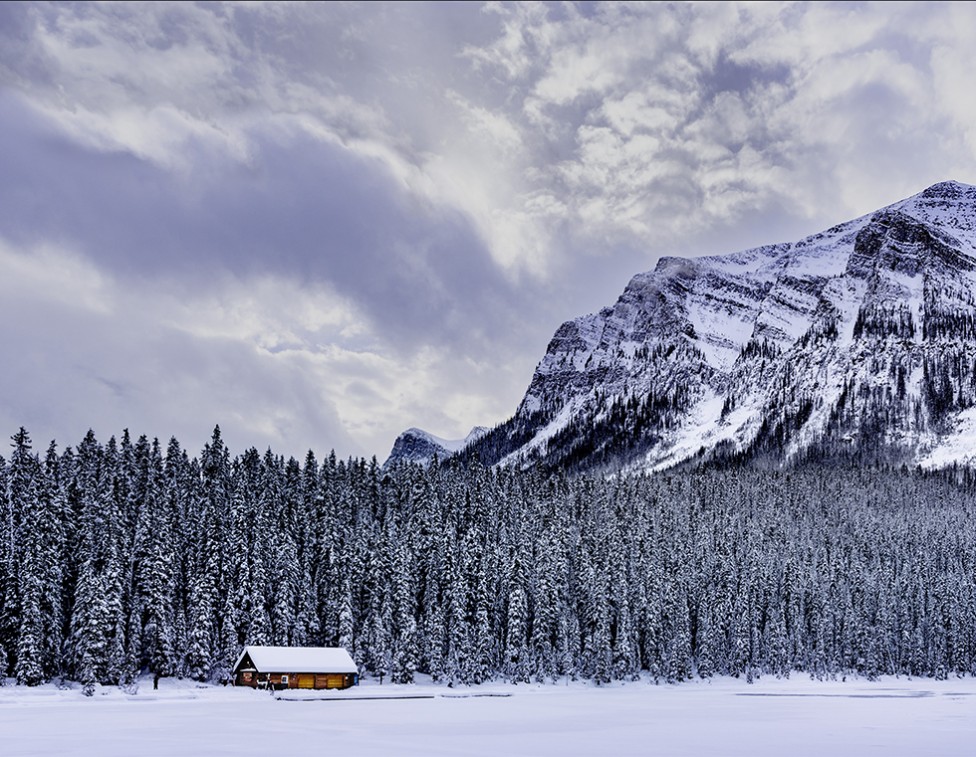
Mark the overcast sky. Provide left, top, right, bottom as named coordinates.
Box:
left=2, top=1, right=976, bottom=461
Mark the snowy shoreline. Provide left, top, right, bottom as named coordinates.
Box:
left=2, top=674, right=975, bottom=756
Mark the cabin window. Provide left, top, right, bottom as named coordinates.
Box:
left=242, top=672, right=252, bottom=682
left=280, top=675, right=289, bottom=685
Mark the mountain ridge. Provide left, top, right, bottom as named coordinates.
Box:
left=389, top=180, right=976, bottom=473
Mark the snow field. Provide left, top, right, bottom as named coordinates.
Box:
left=2, top=674, right=975, bottom=757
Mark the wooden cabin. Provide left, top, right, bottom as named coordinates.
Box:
left=233, top=645, right=359, bottom=690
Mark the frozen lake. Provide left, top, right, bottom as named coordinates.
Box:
left=2, top=675, right=975, bottom=756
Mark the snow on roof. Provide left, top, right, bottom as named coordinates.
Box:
left=235, top=646, right=357, bottom=674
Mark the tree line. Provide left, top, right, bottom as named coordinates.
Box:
left=3, top=425, right=976, bottom=692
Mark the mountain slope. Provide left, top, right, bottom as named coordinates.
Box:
left=460, top=180, right=976, bottom=472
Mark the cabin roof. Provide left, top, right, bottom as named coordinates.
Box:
left=234, top=645, right=358, bottom=674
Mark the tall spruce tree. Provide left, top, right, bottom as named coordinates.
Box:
left=0, top=454, right=9, bottom=681
left=37, top=442, right=66, bottom=680
left=9, top=429, right=45, bottom=685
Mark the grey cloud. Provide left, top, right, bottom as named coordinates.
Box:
left=0, top=275, right=358, bottom=459
left=0, top=90, right=535, bottom=358
left=3, top=2, right=976, bottom=459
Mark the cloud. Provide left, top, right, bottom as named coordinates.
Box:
left=3, top=1, right=976, bottom=459
left=0, top=87, right=532, bottom=351
left=462, top=2, right=976, bottom=251
left=0, top=237, right=356, bottom=456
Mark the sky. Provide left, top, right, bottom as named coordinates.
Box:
left=2, top=1, right=976, bottom=462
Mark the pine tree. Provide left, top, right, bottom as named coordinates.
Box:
left=295, top=450, right=321, bottom=646
left=199, top=425, right=233, bottom=679
left=531, top=524, right=561, bottom=683
left=504, top=558, right=531, bottom=683
left=146, top=440, right=177, bottom=676
left=0, top=453, right=11, bottom=680
left=471, top=543, right=497, bottom=684
left=391, top=540, right=417, bottom=684
left=186, top=543, right=219, bottom=681
left=337, top=578, right=355, bottom=663
left=163, top=437, right=193, bottom=678
left=444, top=532, right=469, bottom=685
left=10, top=429, right=45, bottom=685
left=68, top=431, right=116, bottom=688
left=213, top=591, right=239, bottom=685
left=267, top=452, right=300, bottom=646
left=71, top=557, right=107, bottom=695
left=37, top=442, right=66, bottom=680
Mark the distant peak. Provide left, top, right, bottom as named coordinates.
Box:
left=464, top=426, right=489, bottom=444
left=385, top=424, right=489, bottom=468
left=919, top=180, right=975, bottom=197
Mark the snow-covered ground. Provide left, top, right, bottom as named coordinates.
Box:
left=2, top=675, right=975, bottom=756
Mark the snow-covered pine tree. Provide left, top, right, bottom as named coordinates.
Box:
left=212, top=590, right=239, bottom=686
left=444, top=533, right=468, bottom=685
left=504, top=557, right=531, bottom=684
left=295, top=450, right=321, bottom=647
left=266, top=451, right=300, bottom=647
left=70, top=556, right=107, bottom=695
left=163, top=437, right=194, bottom=678
left=37, top=442, right=66, bottom=680
left=189, top=426, right=233, bottom=681
left=185, top=527, right=219, bottom=681
left=0, top=453, right=10, bottom=681
left=141, top=440, right=177, bottom=678
left=9, top=429, right=44, bottom=686
left=531, top=519, right=561, bottom=683
left=337, top=577, right=355, bottom=658
left=391, top=538, right=418, bottom=684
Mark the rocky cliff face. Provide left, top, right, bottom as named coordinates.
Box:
left=459, top=180, right=976, bottom=472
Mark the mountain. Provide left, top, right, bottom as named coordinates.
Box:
left=385, top=426, right=488, bottom=467
left=456, top=180, right=976, bottom=473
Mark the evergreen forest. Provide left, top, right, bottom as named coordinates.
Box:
left=3, top=425, right=976, bottom=693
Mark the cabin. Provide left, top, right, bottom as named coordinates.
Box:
left=233, top=645, right=359, bottom=690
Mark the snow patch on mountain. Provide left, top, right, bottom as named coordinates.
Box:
left=917, top=406, right=976, bottom=469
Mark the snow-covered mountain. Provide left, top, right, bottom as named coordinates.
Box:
left=385, top=426, right=488, bottom=467
left=456, top=180, right=976, bottom=472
